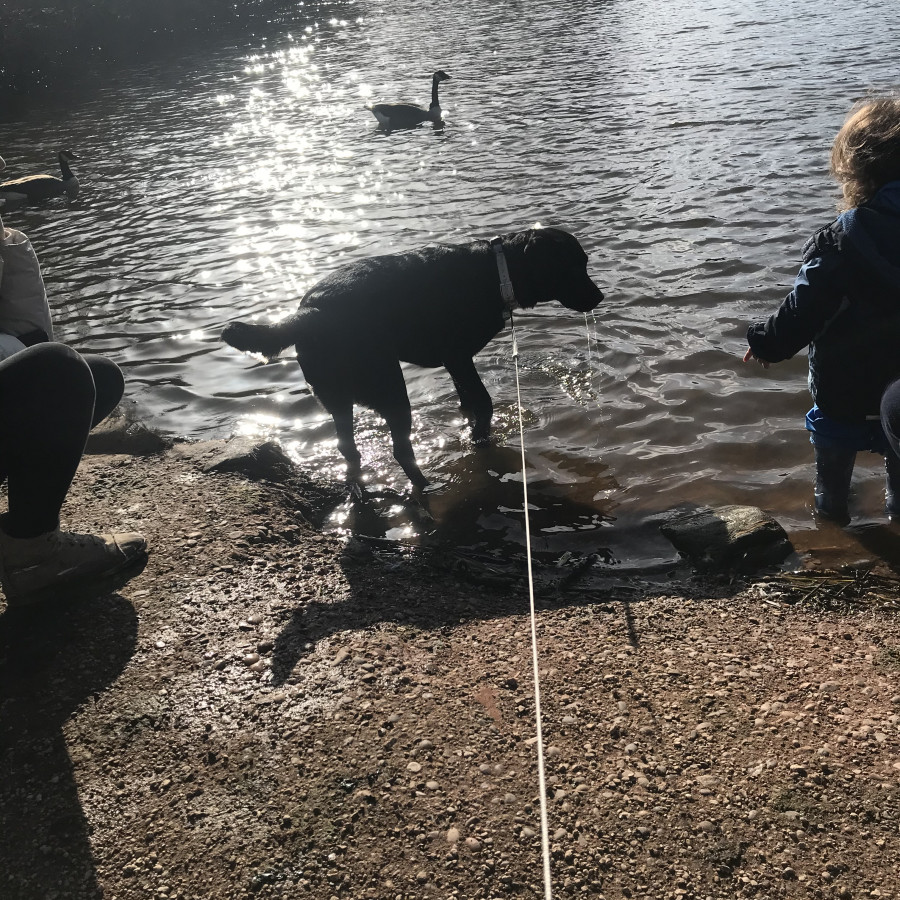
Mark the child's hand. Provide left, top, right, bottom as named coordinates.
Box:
left=743, top=347, right=770, bottom=369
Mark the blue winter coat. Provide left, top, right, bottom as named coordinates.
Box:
left=747, top=180, right=900, bottom=422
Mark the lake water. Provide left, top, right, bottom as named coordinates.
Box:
left=3, top=0, right=900, bottom=568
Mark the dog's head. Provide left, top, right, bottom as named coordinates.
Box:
left=514, top=227, right=604, bottom=312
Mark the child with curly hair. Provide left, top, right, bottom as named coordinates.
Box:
left=745, top=96, right=900, bottom=525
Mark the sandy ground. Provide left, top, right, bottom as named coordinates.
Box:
left=2, top=439, right=900, bottom=900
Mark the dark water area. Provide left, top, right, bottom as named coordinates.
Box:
left=2, top=0, right=900, bottom=570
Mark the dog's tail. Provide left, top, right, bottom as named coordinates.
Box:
left=221, top=314, right=306, bottom=359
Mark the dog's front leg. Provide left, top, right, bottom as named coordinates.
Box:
left=446, top=357, right=493, bottom=445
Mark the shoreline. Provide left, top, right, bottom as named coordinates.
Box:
left=2, top=429, right=900, bottom=898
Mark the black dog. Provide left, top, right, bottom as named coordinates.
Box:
left=222, top=227, right=603, bottom=489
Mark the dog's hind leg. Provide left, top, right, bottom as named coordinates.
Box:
left=364, top=361, right=429, bottom=491
left=318, top=396, right=363, bottom=483
left=386, top=408, right=429, bottom=492
left=445, top=357, right=493, bottom=445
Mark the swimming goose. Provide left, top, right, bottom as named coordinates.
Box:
left=368, top=71, right=451, bottom=130
left=0, top=150, right=80, bottom=203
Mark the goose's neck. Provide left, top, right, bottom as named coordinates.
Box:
left=430, top=77, right=441, bottom=109
left=60, top=157, right=74, bottom=181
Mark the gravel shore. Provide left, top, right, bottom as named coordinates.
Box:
left=2, top=440, right=900, bottom=900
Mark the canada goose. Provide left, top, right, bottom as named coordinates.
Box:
left=0, top=150, right=80, bottom=203
left=367, top=71, right=451, bottom=130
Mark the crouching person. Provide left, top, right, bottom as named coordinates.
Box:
left=0, top=166, right=146, bottom=608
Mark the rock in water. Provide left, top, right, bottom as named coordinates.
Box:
left=659, top=504, right=792, bottom=572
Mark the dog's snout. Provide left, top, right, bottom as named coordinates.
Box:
left=560, top=274, right=604, bottom=312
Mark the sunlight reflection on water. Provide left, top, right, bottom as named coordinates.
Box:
left=5, top=0, right=900, bottom=565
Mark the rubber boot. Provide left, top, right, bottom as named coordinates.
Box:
left=885, top=452, right=900, bottom=520
left=813, top=445, right=856, bottom=526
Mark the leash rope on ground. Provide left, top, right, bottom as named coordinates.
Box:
left=509, top=311, right=554, bottom=900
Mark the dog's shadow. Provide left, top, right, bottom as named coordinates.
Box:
left=0, top=593, right=139, bottom=899
left=271, top=445, right=624, bottom=684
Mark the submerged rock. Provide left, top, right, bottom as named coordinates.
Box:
left=659, top=504, right=793, bottom=572
left=173, top=437, right=297, bottom=482
left=85, top=410, right=170, bottom=456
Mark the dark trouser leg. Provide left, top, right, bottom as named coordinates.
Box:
left=812, top=442, right=856, bottom=526
left=0, top=344, right=99, bottom=538
left=82, top=353, right=125, bottom=427
left=880, top=379, right=900, bottom=518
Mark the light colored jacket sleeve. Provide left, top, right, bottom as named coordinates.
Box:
left=0, top=226, right=54, bottom=360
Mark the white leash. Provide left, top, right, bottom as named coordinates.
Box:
left=492, top=235, right=554, bottom=900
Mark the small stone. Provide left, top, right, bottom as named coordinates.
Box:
left=415, top=870, right=428, bottom=884
left=407, top=762, right=422, bottom=773
left=446, top=828, right=460, bottom=843
left=425, top=781, right=439, bottom=790
left=243, top=653, right=260, bottom=665
left=247, top=613, right=263, bottom=625
left=464, top=837, right=482, bottom=852
left=698, top=820, right=715, bottom=833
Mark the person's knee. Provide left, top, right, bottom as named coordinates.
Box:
left=881, top=379, right=900, bottom=455
left=83, top=355, right=125, bottom=417
left=9, top=343, right=93, bottom=391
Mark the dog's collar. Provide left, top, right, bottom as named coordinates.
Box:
left=490, top=236, right=516, bottom=314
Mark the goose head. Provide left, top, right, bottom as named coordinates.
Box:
left=428, top=70, right=451, bottom=120
left=58, top=149, right=80, bottom=198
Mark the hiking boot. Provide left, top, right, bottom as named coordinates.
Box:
left=0, top=527, right=147, bottom=608
left=813, top=445, right=856, bottom=526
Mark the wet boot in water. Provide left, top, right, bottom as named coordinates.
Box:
left=885, top=451, right=900, bottom=521
left=813, top=445, right=856, bottom=526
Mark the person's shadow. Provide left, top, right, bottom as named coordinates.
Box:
left=0, top=592, right=139, bottom=899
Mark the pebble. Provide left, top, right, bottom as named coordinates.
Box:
left=407, top=762, right=422, bottom=773
left=425, top=781, right=440, bottom=791
left=698, top=820, right=715, bottom=833
left=243, top=653, right=260, bottom=666
left=418, top=739, right=435, bottom=750
left=464, top=837, right=482, bottom=852
left=247, top=613, right=263, bottom=625
left=446, top=827, right=460, bottom=843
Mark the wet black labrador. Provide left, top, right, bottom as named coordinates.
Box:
left=222, top=227, right=603, bottom=489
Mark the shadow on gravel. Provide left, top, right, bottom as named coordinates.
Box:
left=0, top=591, right=139, bottom=900
left=270, top=473, right=691, bottom=685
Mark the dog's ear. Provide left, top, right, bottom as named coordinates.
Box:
left=523, top=227, right=583, bottom=264
left=523, top=227, right=550, bottom=257
left=523, top=226, right=571, bottom=256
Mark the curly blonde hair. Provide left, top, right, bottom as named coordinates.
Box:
left=830, top=96, right=900, bottom=210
